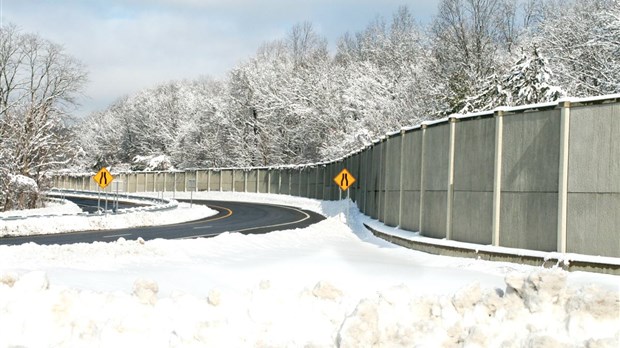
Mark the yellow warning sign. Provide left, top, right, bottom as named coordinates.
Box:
left=334, top=168, right=356, bottom=191
left=93, top=167, right=114, bottom=189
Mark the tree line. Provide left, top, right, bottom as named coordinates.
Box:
left=1, top=0, right=619, bottom=210
left=78, top=0, right=619, bottom=172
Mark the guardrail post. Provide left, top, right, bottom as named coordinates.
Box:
left=557, top=100, right=571, bottom=253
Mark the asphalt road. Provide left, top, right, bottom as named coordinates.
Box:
left=0, top=199, right=325, bottom=246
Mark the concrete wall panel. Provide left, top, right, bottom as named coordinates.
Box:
left=269, top=170, right=280, bottom=194
left=384, top=135, right=402, bottom=226
left=246, top=170, right=258, bottom=193
left=423, top=124, right=450, bottom=190
left=567, top=193, right=620, bottom=257
left=127, top=174, right=137, bottom=193
left=209, top=171, right=221, bottom=191
left=136, top=173, right=146, bottom=192
left=400, top=130, right=423, bottom=231
left=452, top=191, right=493, bottom=244
left=500, top=192, right=557, bottom=251
left=420, top=191, right=447, bottom=238
left=501, top=110, right=560, bottom=192
left=307, top=167, right=317, bottom=198
left=233, top=170, right=245, bottom=192
left=196, top=171, right=210, bottom=191
left=300, top=169, right=310, bottom=198
left=454, top=118, right=495, bottom=191
left=257, top=170, right=268, bottom=193
left=400, top=191, right=420, bottom=230
left=154, top=173, right=165, bottom=192
left=367, top=145, right=381, bottom=218
left=566, top=103, right=620, bottom=257
left=568, top=103, right=620, bottom=193
left=452, top=117, right=495, bottom=242
left=220, top=170, right=233, bottom=192
left=499, top=110, right=560, bottom=251
left=280, top=170, right=291, bottom=195
left=421, top=124, right=450, bottom=236
left=164, top=173, right=175, bottom=191
left=290, top=170, right=301, bottom=196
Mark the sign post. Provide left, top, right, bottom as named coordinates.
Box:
left=111, top=181, right=124, bottom=213
left=187, top=179, right=197, bottom=208
left=333, top=168, right=357, bottom=224
left=93, top=167, right=114, bottom=214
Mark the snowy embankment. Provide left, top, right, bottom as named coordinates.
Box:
left=0, top=191, right=618, bottom=347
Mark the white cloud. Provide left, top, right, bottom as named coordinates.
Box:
left=3, top=0, right=440, bottom=117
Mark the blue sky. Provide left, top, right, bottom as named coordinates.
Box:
left=3, top=0, right=440, bottom=117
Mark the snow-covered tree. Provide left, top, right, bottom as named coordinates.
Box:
left=79, top=78, right=229, bottom=170
left=0, top=24, right=86, bottom=210
left=457, top=46, right=563, bottom=113
left=428, top=0, right=542, bottom=115
left=330, top=6, right=427, bottom=156
left=535, top=0, right=620, bottom=96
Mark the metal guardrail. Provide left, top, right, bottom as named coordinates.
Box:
left=0, top=189, right=178, bottom=221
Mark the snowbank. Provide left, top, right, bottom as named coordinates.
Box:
left=0, top=191, right=618, bottom=347
left=0, top=267, right=617, bottom=347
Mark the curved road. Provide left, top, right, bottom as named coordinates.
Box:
left=0, top=200, right=325, bottom=246
left=61, top=196, right=149, bottom=213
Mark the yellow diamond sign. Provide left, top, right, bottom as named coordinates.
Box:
left=334, top=168, right=356, bottom=191
left=93, top=167, right=114, bottom=189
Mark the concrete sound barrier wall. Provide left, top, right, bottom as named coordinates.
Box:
left=54, top=96, right=619, bottom=258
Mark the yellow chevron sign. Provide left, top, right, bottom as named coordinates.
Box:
left=93, top=167, right=114, bottom=189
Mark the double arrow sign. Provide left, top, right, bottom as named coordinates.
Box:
left=333, top=168, right=356, bottom=191
left=93, top=167, right=114, bottom=189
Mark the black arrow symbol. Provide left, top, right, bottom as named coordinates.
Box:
left=340, top=173, right=348, bottom=187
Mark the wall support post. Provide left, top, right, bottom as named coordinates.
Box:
left=419, top=124, right=427, bottom=232
left=446, top=117, right=458, bottom=240
left=557, top=101, right=571, bottom=253
left=492, top=109, right=505, bottom=246
left=398, top=129, right=406, bottom=228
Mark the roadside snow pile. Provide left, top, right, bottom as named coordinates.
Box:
left=0, top=268, right=617, bottom=347
left=0, top=199, right=83, bottom=218
left=339, top=270, right=619, bottom=347
left=0, top=202, right=217, bottom=236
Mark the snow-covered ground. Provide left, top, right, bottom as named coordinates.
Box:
left=0, top=191, right=618, bottom=347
